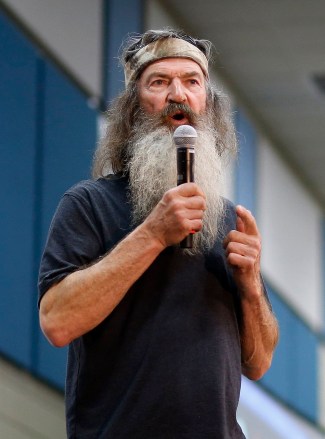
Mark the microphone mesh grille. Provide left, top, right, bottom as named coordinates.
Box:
left=173, top=125, right=197, bottom=146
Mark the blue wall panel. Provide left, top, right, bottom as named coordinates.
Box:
left=234, top=109, right=257, bottom=215
left=261, top=286, right=317, bottom=422
left=41, top=60, right=97, bottom=232
left=0, top=11, right=37, bottom=368
left=0, top=9, right=97, bottom=389
left=291, top=318, right=317, bottom=421
left=261, top=290, right=291, bottom=398
left=35, top=60, right=97, bottom=389
left=103, top=0, right=143, bottom=102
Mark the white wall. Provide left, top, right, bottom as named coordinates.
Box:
left=258, top=137, right=323, bottom=329
left=2, top=0, right=103, bottom=98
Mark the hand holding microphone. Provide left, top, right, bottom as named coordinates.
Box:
left=142, top=125, right=205, bottom=250
left=173, top=125, right=197, bottom=248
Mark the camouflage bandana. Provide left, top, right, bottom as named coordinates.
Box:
left=124, top=37, right=209, bottom=87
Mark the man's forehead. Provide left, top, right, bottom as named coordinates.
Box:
left=140, top=58, right=206, bottom=79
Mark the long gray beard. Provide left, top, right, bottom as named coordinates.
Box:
left=127, top=125, right=226, bottom=255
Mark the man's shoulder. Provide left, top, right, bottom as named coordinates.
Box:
left=64, top=174, right=128, bottom=201
left=222, top=197, right=236, bottom=211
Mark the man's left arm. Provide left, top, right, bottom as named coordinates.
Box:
left=223, top=205, right=279, bottom=381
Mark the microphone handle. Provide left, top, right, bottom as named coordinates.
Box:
left=177, top=146, right=195, bottom=248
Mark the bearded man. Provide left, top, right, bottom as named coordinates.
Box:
left=39, top=29, right=278, bottom=438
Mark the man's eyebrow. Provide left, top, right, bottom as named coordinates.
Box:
left=145, top=70, right=203, bottom=83
left=181, top=71, right=203, bottom=78
left=145, top=72, right=170, bottom=82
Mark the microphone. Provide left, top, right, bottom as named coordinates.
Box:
left=173, top=125, right=197, bottom=248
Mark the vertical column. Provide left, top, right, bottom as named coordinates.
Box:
left=102, top=0, right=144, bottom=105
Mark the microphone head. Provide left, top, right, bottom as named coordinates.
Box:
left=173, top=125, right=197, bottom=147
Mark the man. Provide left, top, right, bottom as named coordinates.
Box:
left=39, top=29, right=278, bottom=438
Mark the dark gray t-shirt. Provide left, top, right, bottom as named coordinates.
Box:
left=39, top=175, right=245, bottom=439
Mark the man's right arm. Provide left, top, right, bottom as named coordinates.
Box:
left=39, top=183, right=206, bottom=347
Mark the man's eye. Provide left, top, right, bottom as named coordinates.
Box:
left=189, top=79, right=199, bottom=85
left=152, top=79, right=164, bottom=86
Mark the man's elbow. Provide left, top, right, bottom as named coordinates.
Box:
left=39, top=313, right=70, bottom=347
left=242, top=355, right=273, bottom=381
left=39, top=297, right=70, bottom=348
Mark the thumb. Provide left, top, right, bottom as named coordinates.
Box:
left=236, top=205, right=258, bottom=236
left=236, top=215, right=245, bottom=233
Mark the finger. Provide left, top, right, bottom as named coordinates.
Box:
left=163, top=186, right=206, bottom=211
left=226, top=252, right=256, bottom=270
left=223, top=230, right=260, bottom=252
left=225, top=241, right=258, bottom=259
left=173, top=182, right=206, bottom=199
left=185, top=218, right=203, bottom=233
left=223, top=230, right=248, bottom=248
left=182, top=195, right=206, bottom=211
left=236, top=215, right=245, bottom=233
left=236, top=205, right=259, bottom=236
left=185, top=208, right=205, bottom=220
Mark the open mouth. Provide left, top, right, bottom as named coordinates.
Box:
left=162, top=104, right=194, bottom=125
left=171, top=112, right=186, bottom=121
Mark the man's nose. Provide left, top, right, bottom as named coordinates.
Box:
left=167, top=79, right=186, bottom=103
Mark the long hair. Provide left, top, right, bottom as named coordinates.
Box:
left=92, top=84, right=139, bottom=177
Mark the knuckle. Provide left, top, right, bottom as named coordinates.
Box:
left=163, top=190, right=174, bottom=203
left=198, top=197, right=206, bottom=210
left=226, top=231, right=235, bottom=241
left=227, top=252, right=236, bottom=264
left=225, top=242, right=234, bottom=253
left=251, top=237, right=261, bottom=253
left=174, top=210, right=184, bottom=223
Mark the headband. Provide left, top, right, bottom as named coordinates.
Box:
left=124, top=37, right=209, bottom=87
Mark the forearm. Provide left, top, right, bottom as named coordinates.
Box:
left=240, top=290, right=279, bottom=380
left=222, top=205, right=279, bottom=380
left=40, top=183, right=206, bottom=347
left=40, top=223, right=165, bottom=347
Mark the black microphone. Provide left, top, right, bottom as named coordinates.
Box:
left=173, top=125, right=197, bottom=248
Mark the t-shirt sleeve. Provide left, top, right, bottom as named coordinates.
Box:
left=38, top=192, right=105, bottom=306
